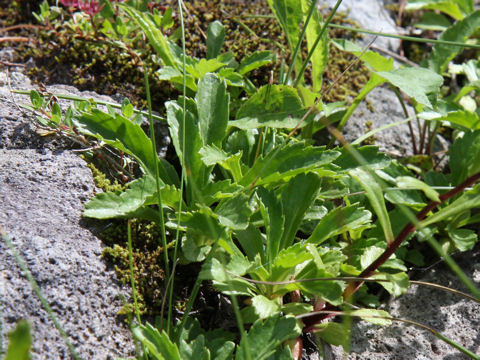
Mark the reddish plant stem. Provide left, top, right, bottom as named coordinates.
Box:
left=302, top=171, right=480, bottom=332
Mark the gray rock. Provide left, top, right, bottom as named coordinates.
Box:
left=342, top=86, right=449, bottom=159
left=0, top=70, right=135, bottom=359
left=323, top=0, right=400, bottom=51
left=342, top=86, right=417, bottom=157
left=329, top=246, right=480, bottom=359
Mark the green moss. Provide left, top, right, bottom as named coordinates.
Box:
left=86, top=161, right=124, bottom=193
left=362, top=120, right=377, bottom=145
left=101, top=219, right=167, bottom=317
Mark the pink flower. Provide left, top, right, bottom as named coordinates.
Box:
left=78, top=0, right=104, bottom=16
left=59, top=0, right=78, bottom=7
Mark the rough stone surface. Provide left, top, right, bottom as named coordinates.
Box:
left=0, top=69, right=135, bottom=359
left=323, top=0, right=400, bottom=51
left=342, top=86, right=417, bottom=157
left=341, top=85, right=449, bottom=158
left=329, top=246, right=480, bottom=359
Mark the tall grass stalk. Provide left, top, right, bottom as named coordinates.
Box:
left=142, top=63, right=171, bottom=333
left=13, top=90, right=166, bottom=123
left=230, top=294, right=252, bottom=360
left=166, top=0, right=188, bottom=337
left=0, top=268, right=3, bottom=357
left=127, top=220, right=147, bottom=360
left=327, top=23, right=480, bottom=50
left=127, top=220, right=142, bottom=324
left=241, top=15, right=480, bottom=51
left=1, top=230, right=80, bottom=360
left=426, top=236, right=480, bottom=299
left=293, top=0, right=343, bottom=87
left=283, top=0, right=318, bottom=85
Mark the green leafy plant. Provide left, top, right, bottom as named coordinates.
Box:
left=19, top=0, right=480, bottom=359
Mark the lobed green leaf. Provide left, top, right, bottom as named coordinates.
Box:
left=239, top=142, right=340, bottom=187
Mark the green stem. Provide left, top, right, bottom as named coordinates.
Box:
left=426, top=236, right=480, bottom=300
left=143, top=64, right=170, bottom=332
left=327, top=23, right=480, bottom=50
left=283, top=0, right=318, bottom=85
left=127, top=220, right=141, bottom=325
left=231, top=294, right=252, bottom=360
left=242, top=15, right=480, bottom=50
left=390, top=85, right=418, bottom=155
left=167, top=0, right=188, bottom=338
left=294, top=0, right=343, bottom=87
left=13, top=90, right=166, bottom=123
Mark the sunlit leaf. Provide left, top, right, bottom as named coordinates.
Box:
left=333, top=146, right=391, bottom=171
left=237, top=51, right=276, bottom=75
left=232, top=85, right=313, bottom=129
left=376, top=67, right=443, bottom=108
left=84, top=176, right=181, bottom=219
left=267, top=0, right=303, bottom=67
left=447, top=226, right=477, bottom=251
left=257, top=187, right=285, bottom=266
left=396, top=176, right=440, bottom=202
left=157, top=66, right=197, bottom=91
left=188, top=58, right=227, bottom=79
left=296, top=267, right=344, bottom=305
left=331, top=39, right=394, bottom=72
left=349, top=168, right=394, bottom=244
left=206, top=20, right=225, bottom=59
left=414, top=11, right=451, bottom=31
left=200, top=257, right=256, bottom=296
left=166, top=100, right=208, bottom=196
left=132, top=323, right=181, bottom=360
left=179, top=335, right=210, bottom=360
left=301, top=0, right=328, bottom=92
left=308, top=205, right=372, bottom=245
left=235, top=225, right=266, bottom=262
left=406, top=0, right=473, bottom=20
left=73, top=110, right=177, bottom=184
left=196, top=73, right=229, bottom=146
left=215, top=193, right=253, bottom=231
left=360, top=246, right=385, bottom=270
left=199, top=145, right=243, bottom=182
left=239, top=142, right=340, bottom=187
left=371, top=272, right=410, bottom=296
left=251, top=295, right=281, bottom=319
left=121, top=5, right=176, bottom=67
left=280, top=173, right=321, bottom=249
left=315, top=322, right=350, bottom=349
